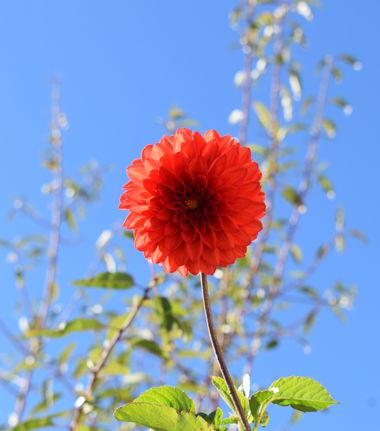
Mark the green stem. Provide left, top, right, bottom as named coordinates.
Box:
left=253, top=400, right=270, bottom=431
left=200, top=273, right=251, bottom=431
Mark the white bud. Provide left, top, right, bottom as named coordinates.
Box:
left=18, top=317, right=29, bottom=332
left=8, top=413, right=19, bottom=427
left=228, top=109, right=244, bottom=125
left=96, top=230, right=113, bottom=249
left=297, top=2, right=313, bottom=21
left=214, top=269, right=223, bottom=279
left=234, top=71, right=247, bottom=87
left=25, top=355, right=35, bottom=366
left=75, top=396, right=86, bottom=408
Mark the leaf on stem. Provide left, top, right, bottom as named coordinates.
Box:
left=133, top=386, right=195, bottom=412
left=282, top=186, right=303, bottom=207
left=26, top=318, right=104, bottom=338
left=268, top=376, right=338, bottom=412
left=72, top=272, right=134, bottom=290
left=114, top=386, right=211, bottom=431
left=211, top=376, right=249, bottom=415
left=253, top=102, right=275, bottom=134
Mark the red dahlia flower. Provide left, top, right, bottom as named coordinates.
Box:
left=119, top=128, right=266, bottom=276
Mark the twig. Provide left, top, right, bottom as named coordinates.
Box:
left=0, top=371, right=19, bottom=396
left=281, top=239, right=334, bottom=295
left=0, top=320, right=31, bottom=356
left=272, top=57, right=333, bottom=283
left=38, top=82, right=64, bottom=325
left=245, top=58, right=334, bottom=373
left=13, top=80, right=65, bottom=423
left=13, top=369, right=34, bottom=422
left=239, top=1, right=256, bottom=146
left=244, top=3, right=288, bottom=294
left=70, top=285, right=152, bottom=430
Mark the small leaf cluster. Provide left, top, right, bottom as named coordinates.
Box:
left=115, top=376, right=337, bottom=431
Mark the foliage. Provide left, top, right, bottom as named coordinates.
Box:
left=114, top=377, right=337, bottom=430
left=0, top=1, right=361, bottom=430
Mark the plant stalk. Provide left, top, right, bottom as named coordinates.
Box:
left=200, top=273, right=251, bottom=431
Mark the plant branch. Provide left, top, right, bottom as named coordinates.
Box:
left=272, top=56, right=333, bottom=285
left=70, top=284, right=152, bottom=430
left=239, top=1, right=256, bottom=146
left=38, top=82, right=64, bottom=325
left=12, top=80, right=65, bottom=424
left=244, top=3, right=288, bottom=294
left=244, top=58, right=334, bottom=373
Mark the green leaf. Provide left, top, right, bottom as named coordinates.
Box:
left=282, top=187, right=302, bottom=207
left=101, top=360, right=130, bottom=376
left=339, top=54, right=362, bottom=71
left=154, top=296, right=192, bottom=337
left=316, top=245, right=328, bottom=259
left=299, top=286, right=318, bottom=299
left=64, top=208, right=77, bottom=231
left=26, top=318, right=104, bottom=338
left=335, top=208, right=345, bottom=252
left=72, top=272, right=134, bottom=290
left=123, top=230, right=134, bottom=240
left=253, top=102, right=273, bottom=132
left=97, top=386, right=133, bottom=403
left=155, top=296, right=177, bottom=332
left=290, top=244, right=303, bottom=263
left=301, top=96, right=315, bottom=115
left=15, top=235, right=47, bottom=247
left=336, top=208, right=345, bottom=231
left=331, top=67, right=343, bottom=82
left=317, top=175, right=335, bottom=198
left=201, top=407, right=224, bottom=428
left=290, top=410, right=303, bottom=424
left=286, top=123, right=307, bottom=133
left=31, top=392, right=61, bottom=415
left=211, top=376, right=249, bottom=415
left=230, top=7, right=243, bottom=26
left=322, top=119, right=336, bottom=139
left=335, top=234, right=345, bottom=252
left=221, top=416, right=238, bottom=425
left=331, top=97, right=353, bottom=116
left=177, top=349, right=209, bottom=360
left=256, top=11, right=274, bottom=26
left=269, top=376, right=338, bottom=412
left=304, top=311, right=317, bottom=333
left=114, top=402, right=211, bottom=431
left=249, top=390, right=273, bottom=427
left=134, top=386, right=195, bottom=413
left=12, top=413, right=63, bottom=431
left=0, top=238, right=11, bottom=247
left=58, top=342, right=76, bottom=364
left=169, top=106, right=185, bottom=120
left=249, top=143, right=267, bottom=156
left=265, top=339, right=279, bottom=350
left=349, top=229, right=368, bottom=243
left=131, top=338, right=168, bottom=359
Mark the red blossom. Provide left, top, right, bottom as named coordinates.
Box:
left=119, top=128, right=266, bottom=276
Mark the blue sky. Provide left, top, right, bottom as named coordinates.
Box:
left=0, top=1, right=379, bottom=430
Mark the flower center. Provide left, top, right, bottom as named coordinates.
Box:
left=184, top=198, right=199, bottom=210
